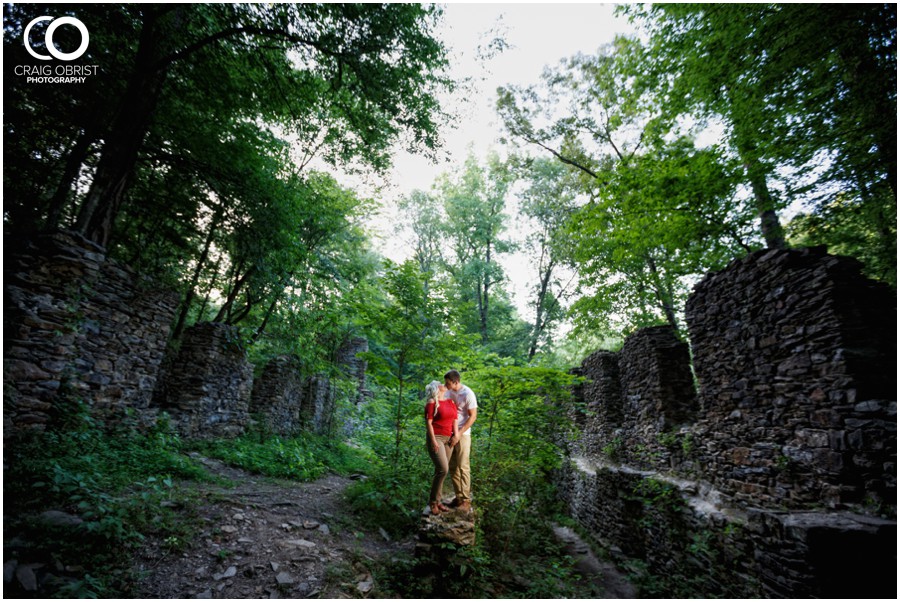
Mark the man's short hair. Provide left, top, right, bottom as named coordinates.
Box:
left=444, top=369, right=461, bottom=384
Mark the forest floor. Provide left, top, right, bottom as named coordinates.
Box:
left=133, top=454, right=636, bottom=599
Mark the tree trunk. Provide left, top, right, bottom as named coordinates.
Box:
left=72, top=12, right=167, bottom=247
left=528, top=256, right=554, bottom=361
left=480, top=241, right=492, bottom=344
left=739, top=152, right=787, bottom=250
left=250, top=294, right=280, bottom=343
left=213, top=263, right=255, bottom=322
left=172, top=204, right=224, bottom=340
left=646, top=254, right=679, bottom=332
left=393, top=357, right=406, bottom=469
left=196, top=254, right=223, bottom=322
left=45, top=124, right=98, bottom=230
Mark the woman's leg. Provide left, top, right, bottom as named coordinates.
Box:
left=428, top=435, right=450, bottom=504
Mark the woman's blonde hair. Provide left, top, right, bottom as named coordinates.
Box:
left=425, top=380, right=442, bottom=415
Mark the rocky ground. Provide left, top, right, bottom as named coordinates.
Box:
left=134, top=454, right=409, bottom=599
left=133, top=454, right=637, bottom=599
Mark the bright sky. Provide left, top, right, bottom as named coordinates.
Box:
left=366, top=3, right=636, bottom=319
left=385, top=3, right=634, bottom=196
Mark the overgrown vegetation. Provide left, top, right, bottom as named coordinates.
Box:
left=190, top=431, right=372, bottom=482
left=342, top=365, right=599, bottom=597
left=4, top=405, right=208, bottom=597
left=3, top=399, right=381, bottom=598
left=4, top=2, right=895, bottom=598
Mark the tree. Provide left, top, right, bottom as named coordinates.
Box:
left=514, top=157, right=580, bottom=360
left=5, top=4, right=452, bottom=247
left=498, top=40, right=751, bottom=335
left=437, top=151, right=514, bottom=345
left=623, top=3, right=897, bottom=255
left=360, top=261, right=458, bottom=466
left=396, top=189, right=445, bottom=285
left=787, top=197, right=897, bottom=286
left=3, top=3, right=135, bottom=234
left=567, top=137, right=750, bottom=335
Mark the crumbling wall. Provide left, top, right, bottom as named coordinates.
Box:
left=160, top=322, right=253, bottom=438
left=561, top=246, right=896, bottom=597
left=686, top=246, right=896, bottom=508
left=4, top=234, right=373, bottom=443
left=249, top=355, right=306, bottom=436
left=4, top=231, right=178, bottom=434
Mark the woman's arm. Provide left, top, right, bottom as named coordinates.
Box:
left=425, top=402, right=440, bottom=452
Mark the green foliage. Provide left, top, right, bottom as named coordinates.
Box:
left=625, top=2, right=896, bottom=260
left=5, top=2, right=456, bottom=385
left=499, top=40, right=757, bottom=337
left=357, top=259, right=463, bottom=465
left=345, top=365, right=592, bottom=597
left=628, top=477, right=686, bottom=514
left=191, top=432, right=372, bottom=481
left=569, top=137, right=751, bottom=336
left=513, top=155, right=580, bottom=360
left=436, top=151, right=517, bottom=346
left=787, top=197, right=897, bottom=286
left=602, top=437, right=624, bottom=460
left=4, top=408, right=208, bottom=597
left=5, top=3, right=454, bottom=236
left=499, top=3, right=896, bottom=339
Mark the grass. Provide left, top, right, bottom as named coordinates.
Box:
left=3, top=405, right=372, bottom=597
left=189, top=430, right=374, bottom=481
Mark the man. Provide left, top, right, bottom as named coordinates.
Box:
left=445, top=369, right=477, bottom=512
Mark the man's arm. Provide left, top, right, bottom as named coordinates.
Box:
left=459, top=407, right=477, bottom=435
left=450, top=408, right=476, bottom=446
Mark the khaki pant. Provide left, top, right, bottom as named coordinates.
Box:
left=427, top=435, right=452, bottom=504
left=449, top=433, right=472, bottom=501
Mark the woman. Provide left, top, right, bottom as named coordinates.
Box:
left=424, top=380, right=458, bottom=515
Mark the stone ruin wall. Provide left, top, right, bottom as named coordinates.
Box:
left=248, top=337, right=371, bottom=437
left=158, top=322, right=254, bottom=438
left=4, top=231, right=370, bottom=440
left=4, top=231, right=179, bottom=433
left=249, top=355, right=307, bottom=436
left=687, top=246, right=896, bottom=508
left=560, top=246, right=896, bottom=597
left=138, top=324, right=368, bottom=439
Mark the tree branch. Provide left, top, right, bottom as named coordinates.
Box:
left=154, top=25, right=343, bottom=72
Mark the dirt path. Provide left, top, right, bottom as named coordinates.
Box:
left=552, top=525, right=638, bottom=599
left=134, top=454, right=637, bottom=599
left=134, top=454, right=410, bottom=599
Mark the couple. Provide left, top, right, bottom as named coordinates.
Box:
left=424, top=370, right=477, bottom=515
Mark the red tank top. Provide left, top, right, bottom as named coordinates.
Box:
left=425, top=399, right=457, bottom=437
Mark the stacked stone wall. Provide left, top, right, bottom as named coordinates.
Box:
left=558, top=458, right=895, bottom=598
left=572, top=328, right=698, bottom=472
left=160, top=322, right=253, bottom=438
left=4, top=233, right=371, bottom=443
left=561, top=246, right=896, bottom=597
left=249, top=355, right=306, bottom=436
left=336, top=336, right=372, bottom=405
left=4, top=231, right=178, bottom=433
left=685, top=246, right=896, bottom=508
left=301, top=375, right=335, bottom=435
left=249, top=337, right=369, bottom=437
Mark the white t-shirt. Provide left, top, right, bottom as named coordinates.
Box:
left=448, top=384, right=477, bottom=435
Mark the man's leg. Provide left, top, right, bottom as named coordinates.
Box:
left=450, top=434, right=472, bottom=506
